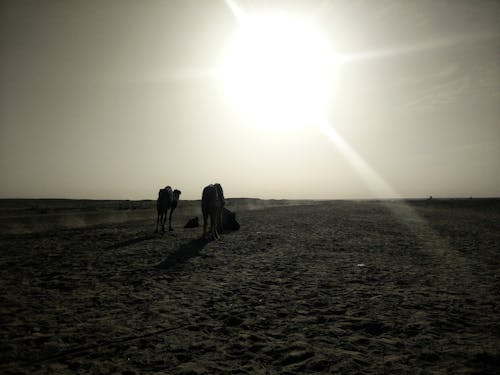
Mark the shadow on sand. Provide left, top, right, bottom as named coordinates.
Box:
left=156, top=238, right=207, bottom=270
left=106, top=233, right=157, bottom=250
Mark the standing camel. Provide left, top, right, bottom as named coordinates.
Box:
left=155, top=186, right=181, bottom=232
left=201, top=183, right=225, bottom=240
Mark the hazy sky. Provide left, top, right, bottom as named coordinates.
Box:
left=1, top=0, right=499, bottom=200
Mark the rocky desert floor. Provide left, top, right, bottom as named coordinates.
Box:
left=1, top=199, right=499, bottom=374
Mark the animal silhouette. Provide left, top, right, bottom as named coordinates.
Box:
left=201, top=183, right=225, bottom=240
left=155, top=186, right=181, bottom=232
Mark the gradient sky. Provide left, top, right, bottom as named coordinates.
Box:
left=1, top=0, right=499, bottom=200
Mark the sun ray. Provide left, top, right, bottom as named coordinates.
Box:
left=316, top=116, right=469, bottom=273
left=317, top=116, right=397, bottom=198
left=339, top=33, right=499, bottom=64
left=218, top=0, right=473, bottom=276
left=224, top=0, right=247, bottom=24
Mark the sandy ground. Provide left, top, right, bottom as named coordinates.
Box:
left=1, top=199, right=499, bottom=374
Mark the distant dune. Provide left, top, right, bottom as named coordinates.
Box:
left=0, top=198, right=318, bottom=234
left=1, top=198, right=499, bottom=235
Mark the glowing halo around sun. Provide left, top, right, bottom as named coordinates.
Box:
left=217, top=11, right=337, bottom=130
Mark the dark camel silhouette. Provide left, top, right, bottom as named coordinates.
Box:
left=155, top=186, right=181, bottom=232
left=184, top=217, right=199, bottom=228
left=201, top=183, right=225, bottom=240
left=221, top=207, right=240, bottom=231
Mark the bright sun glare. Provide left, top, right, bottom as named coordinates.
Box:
left=218, top=13, right=336, bottom=130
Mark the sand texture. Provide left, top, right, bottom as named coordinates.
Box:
left=1, top=199, right=499, bottom=373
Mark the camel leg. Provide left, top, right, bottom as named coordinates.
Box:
left=202, top=211, right=208, bottom=240
left=155, top=212, right=160, bottom=233
left=217, top=208, right=223, bottom=234
left=168, top=207, right=175, bottom=231
left=209, top=213, right=214, bottom=239
left=161, top=212, right=166, bottom=232
left=211, top=212, right=219, bottom=240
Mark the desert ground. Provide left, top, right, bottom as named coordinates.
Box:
left=1, top=198, right=499, bottom=374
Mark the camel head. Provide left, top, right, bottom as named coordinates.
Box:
left=173, top=189, right=181, bottom=201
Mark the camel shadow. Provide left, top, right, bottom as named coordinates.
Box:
left=156, top=238, right=207, bottom=270
left=106, top=233, right=156, bottom=250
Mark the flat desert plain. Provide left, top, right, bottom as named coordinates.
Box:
left=1, top=199, right=499, bottom=374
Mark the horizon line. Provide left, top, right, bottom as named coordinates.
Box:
left=1, top=196, right=499, bottom=202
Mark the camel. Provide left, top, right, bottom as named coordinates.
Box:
left=201, top=183, right=225, bottom=240
left=155, top=186, right=181, bottom=232
left=221, top=207, right=240, bottom=231
left=184, top=217, right=199, bottom=228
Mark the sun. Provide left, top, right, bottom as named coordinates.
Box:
left=218, top=13, right=336, bottom=130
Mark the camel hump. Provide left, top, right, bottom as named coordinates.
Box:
left=158, top=186, right=173, bottom=201
left=214, top=183, right=225, bottom=205
left=202, top=184, right=217, bottom=202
